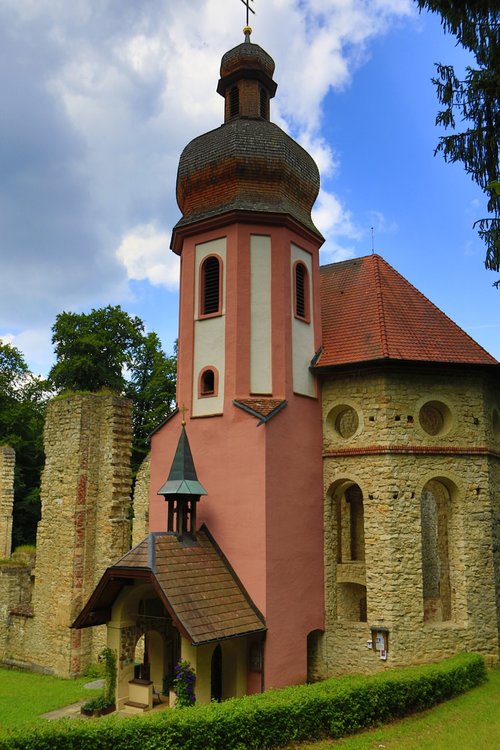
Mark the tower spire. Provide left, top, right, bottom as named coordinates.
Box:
left=157, top=424, right=207, bottom=542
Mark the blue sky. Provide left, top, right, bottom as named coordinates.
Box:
left=1, top=0, right=498, bottom=375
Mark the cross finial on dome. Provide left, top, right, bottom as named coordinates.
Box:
left=240, top=0, right=255, bottom=38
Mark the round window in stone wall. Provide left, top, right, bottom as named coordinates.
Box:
left=333, top=406, right=359, bottom=439
left=418, top=400, right=451, bottom=437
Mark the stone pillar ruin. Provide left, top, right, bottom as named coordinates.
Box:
left=29, top=393, right=133, bottom=677
left=0, top=445, right=15, bottom=559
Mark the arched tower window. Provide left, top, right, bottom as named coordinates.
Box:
left=260, top=88, right=268, bottom=119
left=294, top=261, right=310, bottom=321
left=200, top=255, right=221, bottom=316
left=421, top=479, right=453, bottom=623
left=199, top=367, right=218, bottom=397
left=337, top=484, right=365, bottom=563
left=229, top=86, right=239, bottom=118
left=332, top=481, right=367, bottom=622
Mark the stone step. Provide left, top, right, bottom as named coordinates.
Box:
left=122, top=700, right=150, bottom=714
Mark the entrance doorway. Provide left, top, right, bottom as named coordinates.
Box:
left=210, top=644, right=222, bottom=701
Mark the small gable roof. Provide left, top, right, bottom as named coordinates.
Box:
left=316, top=254, right=498, bottom=369
left=72, top=527, right=266, bottom=645
left=233, top=398, right=287, bottom=423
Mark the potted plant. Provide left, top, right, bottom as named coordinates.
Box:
left=81, top=694, right=115, bottom=717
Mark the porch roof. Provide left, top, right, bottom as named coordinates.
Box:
left=71, top=526, right=266, bottom=645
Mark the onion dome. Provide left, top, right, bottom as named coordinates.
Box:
left=171, top=31, right=321, bottom=251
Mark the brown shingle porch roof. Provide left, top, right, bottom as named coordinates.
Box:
left=316, top=254, right=498, bottom=369
left=72, top=526, right=266, bottom=645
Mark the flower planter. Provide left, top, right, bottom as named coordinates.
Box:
left=81, top=703, right=116, bottom=717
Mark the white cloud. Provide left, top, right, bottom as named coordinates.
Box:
left=366, top=209, right=398, bottom=236
left=297, top=131, right=339, bottom=177
left=117, top=225, right=179, bottom=289
left=8, top=328, right=54, bottom=377
left=314, top=187, right=362, bottom=255
left=0, top=0, right=418, bottom=371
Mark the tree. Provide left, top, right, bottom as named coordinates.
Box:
left=416, top=2, right=500, bottom=280
left=49, top=305, right=145, bottom=392
left=0, top=342, right=49, bottom=547
left=49, top=307, right=177, bottom=475
left=126, top=333, right=177, bottom=474
left=0, top=342, right=29, bottom=395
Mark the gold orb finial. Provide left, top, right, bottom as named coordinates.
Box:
left=243, top=25, right=252, bottom=36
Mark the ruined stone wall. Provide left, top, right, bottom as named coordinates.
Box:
left=0, top=393, right=133, bottom=677
left=319, top=367, right=500, bottom=677
left=132, top=454, right=151, bottom=548
left=0, top=565, right=33, bottom=664
left=0, top=445, right=15, bottom=559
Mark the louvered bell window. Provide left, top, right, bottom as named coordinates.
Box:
left=201, top=256, right=221, bottom=316
left=260, top=88, right=268, bottom=119
left=295, top=262, right=308, bottom=319
left=229, top=86, right=239, bottom=118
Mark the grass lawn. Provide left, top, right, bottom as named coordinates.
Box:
left=0, top=667, right=102, bottom=733
left=291, top=666, right=500, bottom=750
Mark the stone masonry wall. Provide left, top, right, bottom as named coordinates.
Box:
left=319, top=367, right=500, bottom=677
left=0, top=445, right=15, bottom=559
left=132, top=454, right=151, bottom=548
left=0, top=565, right=33, bottom=664
left=1, top=393, right=133, bottom=677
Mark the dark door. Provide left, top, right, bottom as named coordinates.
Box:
left=210, top=645, right=222, bottom=701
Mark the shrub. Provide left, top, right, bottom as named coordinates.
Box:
left=99, top=647, right=117, bottom=705
left=82, top=662, right=104, bottom=680
left=81, top=647, right=117, bottom=715
left=173, top=659, right=196, bottom=707
left=0, top=652, right=487, bottom=750
left=0, top=546, right=36, bottom=568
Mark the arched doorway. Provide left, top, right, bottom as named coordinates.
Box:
left=210, top=644, right=222, bottom=702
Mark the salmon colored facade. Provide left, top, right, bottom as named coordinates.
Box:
left=148, top=30, right=328, bottom=692
left=150, top=219, right=325, bottom=691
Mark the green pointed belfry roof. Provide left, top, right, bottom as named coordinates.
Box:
left=157, top=425, right=208, bottom=497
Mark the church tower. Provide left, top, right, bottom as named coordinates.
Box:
left=149, top=28, right=325, bottom=691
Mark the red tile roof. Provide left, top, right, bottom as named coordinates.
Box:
left=316, top=254, right=498, bottom=368
left=72, top=528, right=266, bottom=645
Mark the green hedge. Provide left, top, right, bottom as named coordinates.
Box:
left=0, top=653, right=486, bottom=750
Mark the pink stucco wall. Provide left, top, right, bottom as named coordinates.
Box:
left=150, top=218, right=325, bottom=691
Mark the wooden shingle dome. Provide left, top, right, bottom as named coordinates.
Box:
left=171, top=33, right=322, bottom=251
